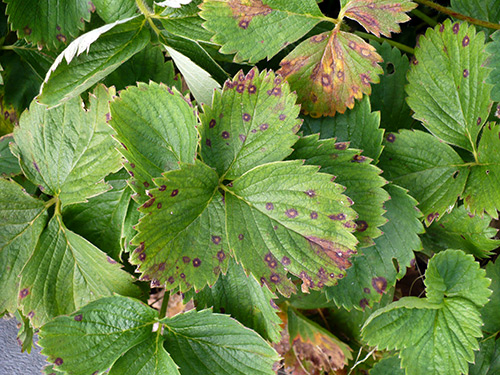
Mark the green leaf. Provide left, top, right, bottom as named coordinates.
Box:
left=226, top=160, right=358, bottom=296
left=20, top=213, right=140, bottom=326
left=450, top=0, right=500, bottom=37
left=14, top=310, right=35, bottom=353
left=200, top=0, right=325, bottom=63
left=38, top=16, right=150, bottom=107
left=0, top=179, right=49, bottom=314
left=278, top=28, right=383, bottom=117
left=469, top=338, right=500, bottom=375
left=370, top=355, right=405, bottom=375
left=0, top=134, right=21, bottom=177
left=164, top=45, right=222, bottom=106
left=486, top=30, right=500, bottom=101
left=200, top=68, right=301, bottom=179
left=4, top=0, right=92, bottom=48
left=161, top=308, right=279, bottom=375
left=422, top=205, right=500, bottom=258
left=12, top=86, right=122, bottom=206
left=109, top=82, right=198, bottom=200
left=131, top=161, right=227, bottom=291
left=300, top=95, right=384, bottom=162
left=11, top=40, right=56, bottom=82
left=93, top=0, right=138, bottom=23
left=480, top=259, right=500, bottom=334
left=462, top=122, right=500, bottom=217
left=290, top=134, right=389, bottom=247
left=63, top=170, right=133, bottom=260
left=190, top=259, right=282, bottom=342
left=362, top=250, right=492, bottom=375
left=406, top=20, right=493, bottom=151
left=370, top=41, right=414, bottom=132
left=339, top=0, right=416, bottom=37
left=326, top=184, right=423, bottom=310
left=379, top=129, right=469, bottom=225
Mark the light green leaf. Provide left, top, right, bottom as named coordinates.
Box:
left=339, top=0, right=416, bottom=37
left=370, top=355, right=404, bottom=375
left=93, top=0, right=138, bottom=23
left=38, top=16, right=150, bottom=107
left=190, top=259, right=282, bottom=342
left=278, top=29, right=383, bottom=117
left=370, top=41, right=414, bottom=132
left=226, top=160, right=358, bottom=296
left=131, top=161, right=227, bottom=291
left=481, top=259, right=500, bottom=334
left=422, top=205, right=500, bottom=258
left=463, top=122, right=500, bottom=217
left=486, top=30, right=500, bottom=101
left=13, top=86, right=122, bottom=207
left=200, top=0, right=325, bottom=63
left=63, top=170, right=133, bottom=261
left=300, top=95, right=384, bottom=162
left=406, top=19, right=493, bottom=151
left=0, top=179, right=49, bottom=314
left=0, top=134, right=21, bottom=177
left=326, top=184, right=423, bottom=310
left=379, top=129, right=469, bottom=225
left=200, top=68, right=301, bottom=179
left=161, top=308, right=279, bottom=375
left=4, top=0, right=92, bottom=48
left=109, top=82, right=198, bottom=200
left=290, top=134, right=389, bottom=247
left=164, top=45, right=221, bottom=105
left=469, top=338, right=500, bottom=375
left=450, top=0, right=500, bottom=37
left=362, top=250, right=492, bottom=375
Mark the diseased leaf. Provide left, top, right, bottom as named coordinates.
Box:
left=481, top=259, right=500, bottom=334
left=362, top=250, right=492, bottom=375
left=93, top=0, right=138, bottom=23
left=190, top=259, right=282, bottom=342
left=14, top=310, right=35, bottom=353
left=406, top=20, right=493, bottom=151
left=326, top=184, right=423, bottom=310
left=109, top=82, right=198, bottom=200
left=19, top=214, right=140, bottom=327
left=0, top=179, right=49, bottom=314
left=450, top=0, right=500, bottom=37
left=38, top=16, right=150, bottom=107
left=469, top=338, right=500, bottom=375
left=278, top=27, right=383, bottom=117
left=301, top=95, right=384, bottom=162
left=4, top=0, right=92, bottom=48
left=161, top=308, right=279, bottom=375
left=226, top=160, right=358, bottom=296
left=0, top=134, right=21, bottom=177
left=200, top=0, right=325, bottom=63
left=12, top=86, right=122, bottom=206
left=379, top=130, right=469, bottom=225
left=290, top=134, right=389, bottom=247
left=200, top=68, right=301, bottom=179
left=422, top=205, right=500, bottom=258
left=486, top=30, right=500, bottom=101
left=339, top=0, right=416, bottom=37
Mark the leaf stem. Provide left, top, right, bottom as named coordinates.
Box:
left=158, top=289, right=170, bottom=319
left=354, top=31, right=415, bottom=54
left=135, top=0, right=162, bottom=35
left=411, top=9, right=438, bottom=27
left=414, top=0, right=500, bottom=30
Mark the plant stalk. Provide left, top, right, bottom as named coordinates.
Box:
left=411, top=8, right=438, bottom=27
left=158, top=289, right=170, bottom=319
left=355, top=31, right=415, bottom=54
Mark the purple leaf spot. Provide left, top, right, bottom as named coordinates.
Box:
left=285, top=208, right=298, bottom=218
left=266, top=202, right=274, bottom=210
left=193, top=258, right=201, bottom=267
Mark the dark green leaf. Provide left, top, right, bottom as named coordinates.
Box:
left=486, top=30, right=500, bottom=101
left=0, top=134, right=21, bottom=177
left=370, top=355, right=404, bottom=375
left=450, top=0, right=500, bottom=37
left=481, top=259, right=500, bottom=334
left=469, top=338, right=500, bottom=375
left=93, top=0, right=139, bottom=23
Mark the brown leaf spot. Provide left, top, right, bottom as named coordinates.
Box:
left=285, top=208, right=298, bottom=218
left=356, top=220, right=368, bottom=232
left=143, top=197, right=156, bottom=208
left=352, top=154, right=366, bottom=163
left=168, top=276, right=175, bottom=284
left=238, top=19, right=249, bottom=29
left=270, top=273, right=281, bottom=283
left=56, top=34, right=67, bottom=43
left=248, top=85, right=257, bottom=94
left=238, top=233, right=244, bottom=240
left=453, top=23, right=460, bottom=34
left=477, top=117, right=482, bottom=126
left=439, top=23, right=445, bottom=32
left=106, top=256, right=117, bottom=264
left=74, top=314, right=82, bottom=321
left=222, top=131, right=230, bottom=139
left=193, top=258, right=201, bottom=267
left=306, top=236, right=354, bottom=270
left=54, top=358, right=63, bottom=366
left=212, top=235, right=222, bottom=245
left=236, top=83, right=245, bottom=93
left=363, top=287, right=370, bottom=294
left=139, top=252, right=146, bottom=261
left=462, top=36, right=470, bottom=47
left=27, top=311, right=34, bottom=319
left=228, top=0, right=272, bottom=30
left=310, top=211, right=318, bottom=220
left=279, top=114, right=286, bottom=121
left=182, top=256, right=191, bottom=264
left=321, top=73, right=332, bottom=87
left=334, top=142, right=348, bottom=150
left=266, top=202, right=274, bottom=210
left=209, top=119, right=216, bottom=128
left=372, top=277, right=387, bottom=294
left=23, top=26, right=32, bottom=35
left=359, top=298, right=369, bottom=309
left=206, top=139, right=212, bottom=147
left=386, top=133, right=396, bottom=143
left=463, top=69, right=469, bottom=78
left=329, top=213, right=346, bottom=221
left=239, top=134, right=246, bottom=142
left=304, top=189, right=316, bottom=197
left=242, top=113, right=251, bottom=122
left=135, top=242, right=145, bottom=253
left=282, top=256, right=291, bottom=265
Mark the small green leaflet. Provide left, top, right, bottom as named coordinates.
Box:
left=12, top=86, right=122, bottom=207
left=0, top=134, right=21, bottom=177
left=37, top=16, right=150, bottom=107
left=486, top=30, right=500, bottom=101
left=362, top=250, right=492, bottom=375
left=190, top=259, right=282, bottom=342
left=200, top=0, right=325, bottom=63
left=0, top=179, right=49, bottom=314
left=469, top=338, right=500, bottom=375
left=109, top=82, right=198, bottom=200
left=480, top=259, right=500, bottom=334
left=200, top=68, right=301, bottom=179
left=4, top=0, right=92, bottom=48
left=38, top=296, right=278, bottom=375
left=339, top=0, right=416, bottom=37
left=406, top=20, right=493, bottom=151
left=93, top=0, right=138, bottom=23
left=422, top=205, right=500, bottom=258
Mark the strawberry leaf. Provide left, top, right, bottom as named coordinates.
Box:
left=362, top=250, right=492, bottom=375
left=480, top=258, right=500, bottom=334
left=0, top=134, right=21, bottom=177
left=406, top=20, right=493, bottom=151
left=278, top=28, right=383, bottom=117
left=486, top=30, right=500, bottom=101
left=450, top=0, right=500, bottom=37
left=469, top=338, right=500, bottom=375
left=93, top=0, right=138, bottom=23
left=200, top=0, right=325, bottom=63
left=339, top=0, right=416, bottom=37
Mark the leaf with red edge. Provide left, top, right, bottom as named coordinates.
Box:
left=339, top=0, right=416, bottom=38
left=278, top=28, right=383, bottom=117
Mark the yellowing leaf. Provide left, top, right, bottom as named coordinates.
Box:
left=278, top=27, right=383, bottom=117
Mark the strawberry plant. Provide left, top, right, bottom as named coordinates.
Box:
left=0, top=0, right=499, bottom=374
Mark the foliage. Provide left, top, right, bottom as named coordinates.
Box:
left=0, top=0, right=499, bottom=374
